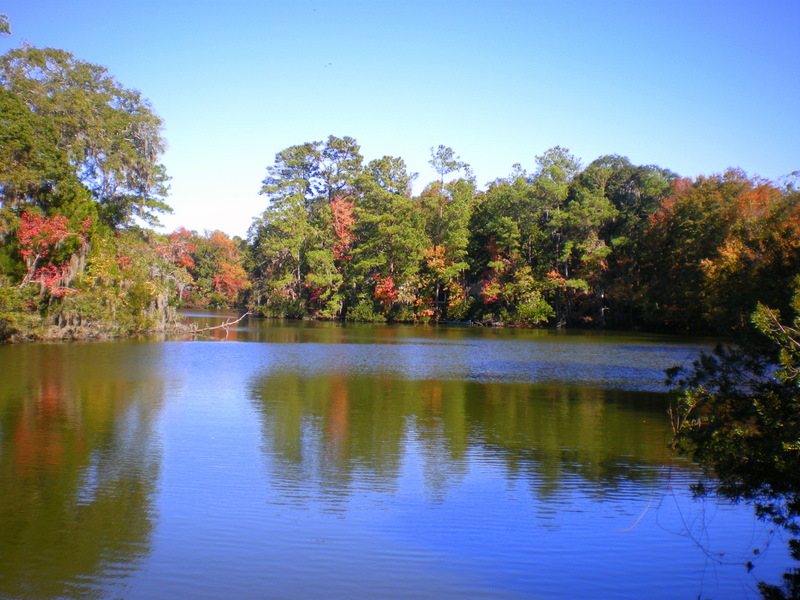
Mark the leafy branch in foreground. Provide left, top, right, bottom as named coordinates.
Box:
left=668, top=284, right=800, bottom=598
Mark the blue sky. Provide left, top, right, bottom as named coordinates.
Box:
left=2, top=0, right=798, bottom=237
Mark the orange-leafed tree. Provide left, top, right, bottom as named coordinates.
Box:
left=641, top=169, right=796, bottom=332
left=171, top=229, right=249, bottom=307
left=163, top=227, right=197, bottom=271
left=329, top=194, right=356, bottom=262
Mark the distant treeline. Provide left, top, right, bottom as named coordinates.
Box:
left=247, top=136, right=799, bottom=332
left=1, top=41, right=799, bottom=341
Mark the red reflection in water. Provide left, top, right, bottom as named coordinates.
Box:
left=326, top=376, right=349, bottom=451
left=209, top=326, right=239, bottom=341
left=12, top=381, right=85, bottom=476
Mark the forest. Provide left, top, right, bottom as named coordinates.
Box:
left=2, top=42, right=799, bottom=341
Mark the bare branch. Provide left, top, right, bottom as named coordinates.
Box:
left=193, top=311, right=252, bottom=333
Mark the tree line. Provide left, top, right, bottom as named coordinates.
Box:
left=1, top=39, right=799, bottom=341
left=247, top=135, right=800, bottom=334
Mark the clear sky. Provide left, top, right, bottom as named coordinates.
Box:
left=2, top=0, right=798, bottom=238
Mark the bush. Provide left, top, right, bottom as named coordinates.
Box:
left=346, top=299, right=385, bottom=322
left=0, top=284, right=43, bottom=341
left=515, top=292, right=555, bottom=325
left=446, top=296, right=475, bottom=322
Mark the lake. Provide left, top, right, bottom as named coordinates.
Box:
left=0, top=313, right=792, bottom=599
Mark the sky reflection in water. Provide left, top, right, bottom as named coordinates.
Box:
left=0, top=320, right=789, bottom=599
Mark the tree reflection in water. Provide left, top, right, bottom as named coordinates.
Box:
left=247, top=367, right=679, bottom=507
left=0, top=343, right=164, bottom=600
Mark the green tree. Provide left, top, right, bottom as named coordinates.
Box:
left=530, top=146, right=582, bottom=276
left=249, top=142, right=319, bottom=316
left=522, top=147, right=591, bottom=325
left=0, top=42, right=182, bottom=340
left=320, top=135, right=363, bottom=202
left=575, top=157, right=674, bottom=327
left=249, top=136, right=363, bottom=319
left=0, top=88, right=80, bottom=212
left=467, top=168, right=553, bottom=325
left=429, top=144, right=468, bottom=185
left=418, top=172, right=476, bottom=320
left=0, top=45, right=170, bottom=228
left=348, top=156, right=425, bottom=320
left=0, top=87, right=95, bottom=277
left=308, top=136, right=362, bottom=318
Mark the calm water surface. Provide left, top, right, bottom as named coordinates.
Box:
left=0, top=314, right=792, bottom=599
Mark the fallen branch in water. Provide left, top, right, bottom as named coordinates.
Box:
left=194, top=311, right=252, bottom=333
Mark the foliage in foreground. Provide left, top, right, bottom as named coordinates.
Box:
left=668, top=285, right=800, bottom=599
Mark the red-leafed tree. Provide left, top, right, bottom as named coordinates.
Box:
left=372, top=274, right=399, bottom=306
left=17, top=211, right=90, bottom=294
left=212, top=258, right=249, bottom=302
left=163, top=227, right=197, bottom=270
left=17, top=211, right=71, bottom=282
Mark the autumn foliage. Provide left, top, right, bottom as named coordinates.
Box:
left=244, top=137, right=799, bottom=332
left=372, top=274, right=398, bottom=305
left=160, top=229, right=249, bottom=308
left=3, top=109, right=799, bottom=339
left=641, top=170, right=799, bottom=330
left=16, top=211, right=91, bottom=296
left=329, top=194, right=356, bottom=261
